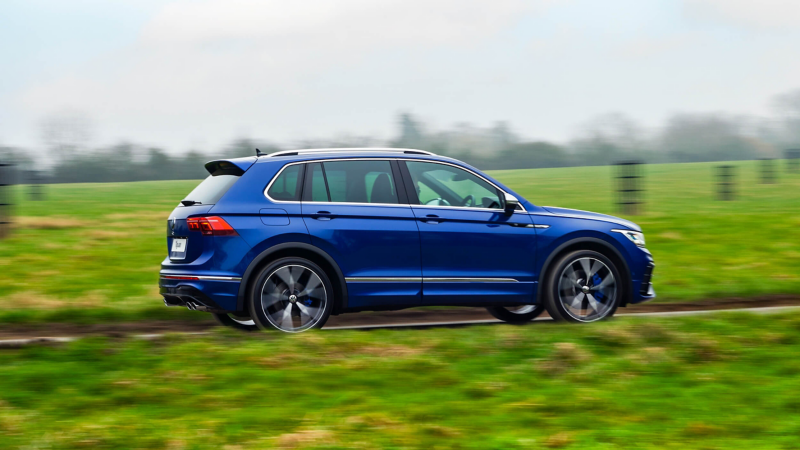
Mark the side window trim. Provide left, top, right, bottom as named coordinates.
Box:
left=302, top=162, right=329, bottom=202
left=267, top=158, right=511, bottom=209
left=300, top=162, right=309, bottom=201
left=390, top=159, right=410, bottom=205
left=319, top=162, right=333, bottom=202
left=397, top=160, right=420, bottom=205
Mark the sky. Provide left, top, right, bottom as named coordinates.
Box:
left=2, top=0, right=800, bottom=153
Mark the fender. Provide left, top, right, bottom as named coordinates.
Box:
left=236, top=242, right=349, bottom=312
left=536, top=236, right=632, bottom=305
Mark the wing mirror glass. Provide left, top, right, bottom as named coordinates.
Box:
left=503, top=193, right=519, bottom=215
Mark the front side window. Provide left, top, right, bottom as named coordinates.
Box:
left=267, top=164, right=303, bottom=201
left=406, top=161, right=503, bottom=209
left=305, top=160, right=399, bottom=204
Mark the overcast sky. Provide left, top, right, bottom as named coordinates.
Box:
left=2, top=0, right=800, bottom=153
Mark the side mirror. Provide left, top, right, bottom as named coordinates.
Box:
left=503, top=193, right=519, bottom=215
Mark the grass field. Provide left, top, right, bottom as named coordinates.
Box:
left=1, top=312, right=799, bottom=448
left=0, top=160, right=798, bottom=324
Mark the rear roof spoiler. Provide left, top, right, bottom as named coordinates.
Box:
left=204, top=157, right=257, bottom=176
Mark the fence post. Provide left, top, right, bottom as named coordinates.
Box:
left=615, top=161, right=644, bottom=215
left=759, top=158, right=776, bottom=184
left=716, top=165, right=735, bottom=201
left=786, top=149, right=800, bottom=173
left=27, top=170, right=45, bottom=201
left=0, top=162, right=14, bottom=238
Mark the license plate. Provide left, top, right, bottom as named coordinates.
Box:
left=170, top=238, right=187, bottom=260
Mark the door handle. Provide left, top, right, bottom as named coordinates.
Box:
left=509, top=223, right=534, bottom=228
left=313, top=211, right=334, bottom=221
left=421, top=214, right=440, bottom=224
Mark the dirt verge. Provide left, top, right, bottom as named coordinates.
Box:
left=1, top=294, right=798, bottom=341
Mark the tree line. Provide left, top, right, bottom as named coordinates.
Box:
left=1, top=88, right=799, bottom=183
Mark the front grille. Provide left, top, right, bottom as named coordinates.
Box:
left=639, top=264, right=654, bottom=296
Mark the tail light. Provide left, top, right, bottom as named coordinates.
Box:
left=186, top=216, right=238, bottom=236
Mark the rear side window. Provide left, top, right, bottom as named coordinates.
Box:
left=182, top=175, right=239, bottom=206
left=268, top=164, right=304, bottom=201
left=305, top=160, right=399, bottom=204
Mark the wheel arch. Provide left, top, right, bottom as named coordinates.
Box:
left=537, top=236, right=633, bottom=307
left=237, top=242, right=349, bottom=314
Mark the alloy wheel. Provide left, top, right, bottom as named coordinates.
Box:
left=557, top=257, right=617, bottom=322
left=261, top=264, right=328, bottom=332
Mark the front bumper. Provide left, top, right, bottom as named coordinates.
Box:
left=630, top=256, right=656, bottom=304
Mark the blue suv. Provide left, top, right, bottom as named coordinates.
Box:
left=160, top=148, right=655, bottom=332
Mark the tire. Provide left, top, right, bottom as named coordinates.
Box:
left=212, top=313, right=259, bottom=332
left=248, top=257, right=334, bottom=333
left=486, top=304, right=545, bottom=324
left=543, top=250, right=622, bottom=323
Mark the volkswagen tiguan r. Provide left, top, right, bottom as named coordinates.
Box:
left=160, top=148, right=655, bottom=332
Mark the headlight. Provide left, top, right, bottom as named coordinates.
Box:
left=611, top=229, right=646, bottom=247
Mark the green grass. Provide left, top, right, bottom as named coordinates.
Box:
left=1, top=312, right=799, bottom=448
left=0, top=160, right=798, bottom=324
left=0, top=180, right=201, bottom=324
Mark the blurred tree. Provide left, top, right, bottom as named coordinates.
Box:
left=39, top=110, right=93, bottom=166
left=489, top=121, right=519, bottom=151
left=222, top=138, right=281, bottom=159
left=772, top=89, right=800, bottom=148
left=658, top=114, right=761, bottom=162
left=106, top=143, right=136, bottom=182
left=178, top=151, right=209, bottom=179
left=147, top=148, right=171, bottom=171
left=495, top=141, right=572, bottom=169
left=393, top=113, right=425, bottom=148
left=570, top=113, right=650, bottom=165
left=0, top=146, right=34, bottom=173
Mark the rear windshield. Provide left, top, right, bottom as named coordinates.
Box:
left=182, top=174, right=239, bottom=206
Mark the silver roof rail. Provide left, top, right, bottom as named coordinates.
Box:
left=265, top=148, right=436, bottom=158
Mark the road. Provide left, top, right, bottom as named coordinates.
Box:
left=1, top=304, right=799, bottom=348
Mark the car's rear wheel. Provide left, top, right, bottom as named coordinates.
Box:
left=543, top=250, right=622, bottom=323
left=486, top=304, right=545, bottom=324
left=212, top=313, right=259, bottom=332
left=248, top=257, right=333, bottom=333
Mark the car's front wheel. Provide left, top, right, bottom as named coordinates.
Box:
left=486, top=304, right=545, bottom=324
left=543, top=250, right=622, bottom=323
left=248, top=257, right=334, bottom=333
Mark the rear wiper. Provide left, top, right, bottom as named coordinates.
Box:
left=181, top=200, right=202, bottom=206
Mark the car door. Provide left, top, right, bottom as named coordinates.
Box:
left=300, top=159, right=422, bottom=308
left=399, top=160, right=537, bottom=304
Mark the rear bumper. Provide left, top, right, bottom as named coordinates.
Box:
left=159, top=273, right=241, bottom=312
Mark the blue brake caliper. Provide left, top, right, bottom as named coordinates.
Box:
left=592, top=274, right=605, bottom=301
